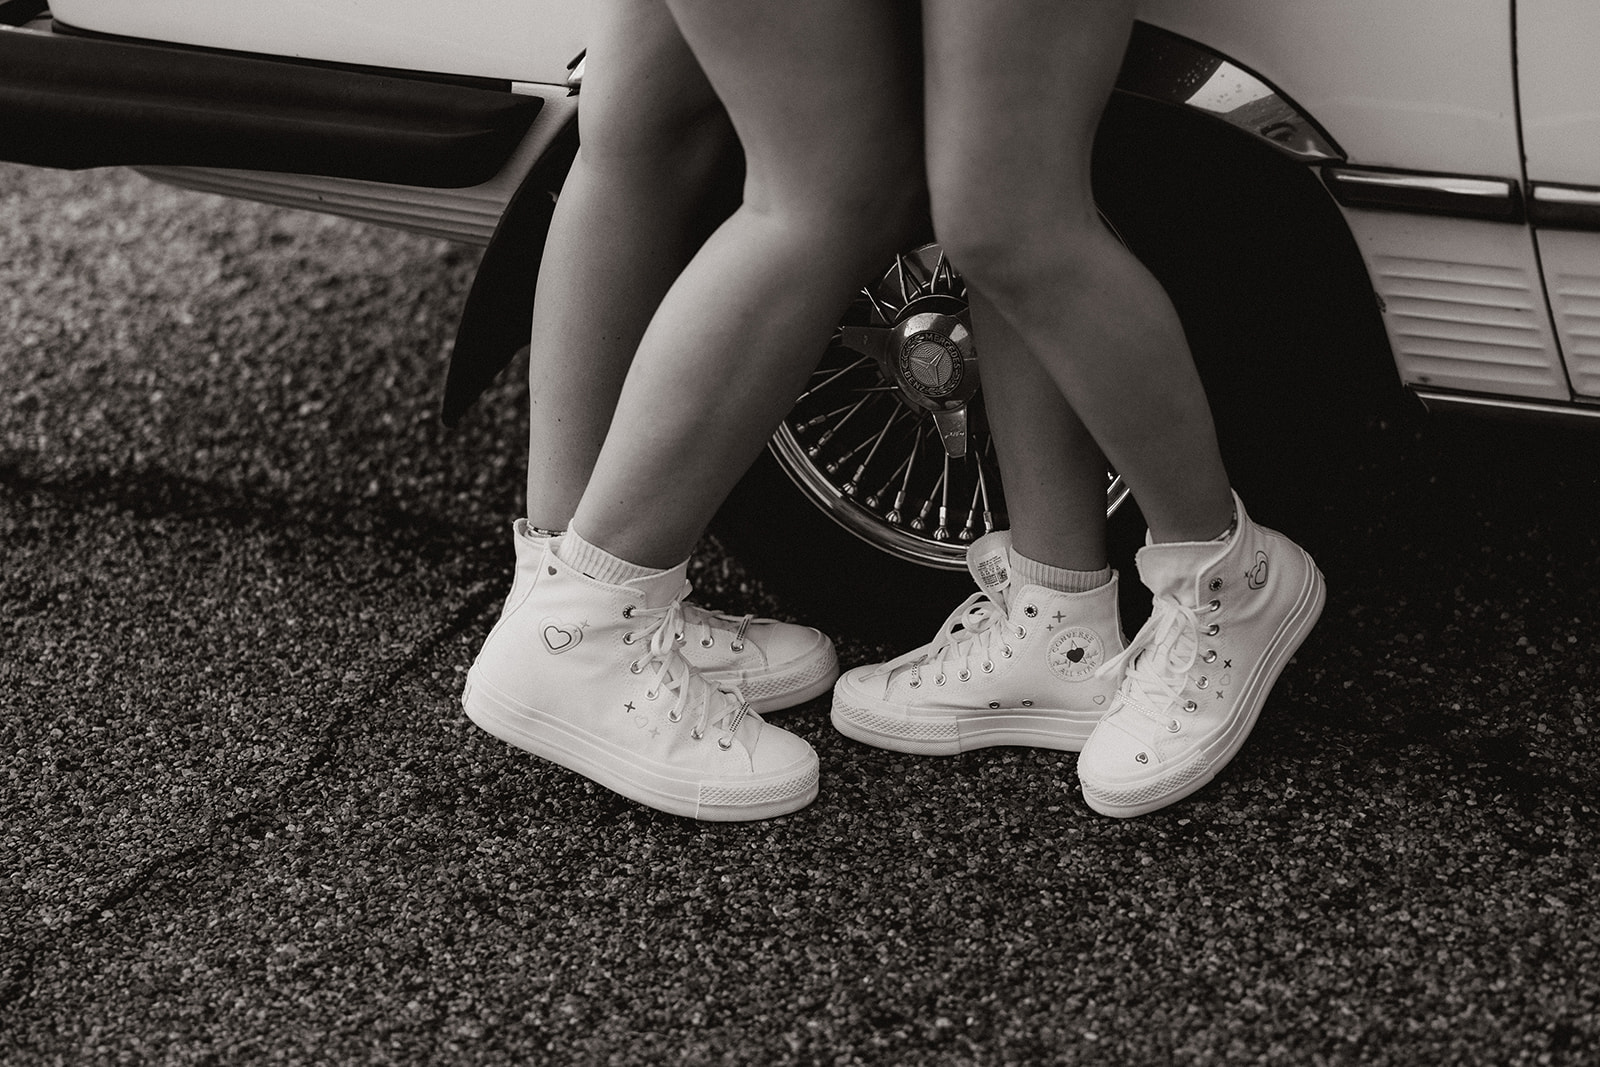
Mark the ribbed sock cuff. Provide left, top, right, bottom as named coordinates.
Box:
left=1011, top=548, right=1112, bottom=595
left=556, top=525, right=670, bottom=586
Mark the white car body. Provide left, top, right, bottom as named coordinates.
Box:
left=45, top=0, right=1600, bottom=421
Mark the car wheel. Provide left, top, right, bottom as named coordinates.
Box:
left=715, top=242, right=1141, bottom=645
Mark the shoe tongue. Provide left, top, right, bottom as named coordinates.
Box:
left=627, top=561, right=692, bottom=610
left=1135, top=538, right=1223, bottom=603
left=967, top=531, right=1014, bottom=603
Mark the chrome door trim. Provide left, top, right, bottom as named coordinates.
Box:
left=1322, top=167, right=1524, bottom=223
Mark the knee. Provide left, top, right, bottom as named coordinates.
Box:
left=750, top=144, right=926, bottom=277
left=580, top=101, right=738, bottom=195
left=929, top=172, right=1105, bottom=301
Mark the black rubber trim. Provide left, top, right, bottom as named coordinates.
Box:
left=0, top=24, right=541, bottom=187
left=0, top=1, right=48, bottom=27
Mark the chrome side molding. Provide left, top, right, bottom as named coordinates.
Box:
left=1529, top=184, right=1600, bottom=232
left=1116, top=22, right=1343, bottom=163
left=1414, top=389, right=1600, bottom=428
left=1322, top=167, right=1524, bottom=223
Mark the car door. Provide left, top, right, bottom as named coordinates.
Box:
left=1518, top=0, right=1600, bottom=399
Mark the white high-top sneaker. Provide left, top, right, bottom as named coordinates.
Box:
left=831, top=532, right=1126, bottom=755
left=462, top=522, right=820, bottom=821
left=1077, top=493, right=1325, bottom=818
left=514, top=527, right=836, bottom=714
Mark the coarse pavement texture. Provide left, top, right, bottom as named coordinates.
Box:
left=3, top=164, right=1600, bottom=1066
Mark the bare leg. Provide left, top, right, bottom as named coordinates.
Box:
left=524, top=0, right=734, bottom=530
left=970, top=289, right=1111, bottom=571
left=570, top=0, right=924, bottom=568
left=922, top=0, right=1233, bottom=544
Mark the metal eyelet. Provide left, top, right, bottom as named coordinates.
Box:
left=981, top=661, right=993, bottom=673
left=958, top=669, right=971, bottom=682
left=1207, top=599, right=1221, bottom=612
left=909, top=678, right=922, bottom=689
left=1205, top=623, right=1220, bottom=636
left=1197, top=677, right=1210, bottom=690
left=1001, top=647, right=1013, bottom=659
left=717, top=736, right=733, bottom=750
left=645, top=688, right=659, bottom=701
left=935, top=674, right=946, bottom=686
left=1024, top=605, right=1038, bottom=618
left=701, top=637, right=714, bottom=648
left=1021, top=699, right=1035, bottom=707
left=1016, top=626, right=1028, bottom=639
left=1168, top=719, right=1181, bottom=733
left=622, top=632, right=635, bottom=645
left=669, top=708, right=682, bottom=722
left=622, top=605, right=635, bottom=619
left=1203, top=650, right=1217, bottom=663
left=690, top=727, right=704, bottom=741
left=629, top=661, right=642, bottom=674
left=988, top=701, right=1001, bottom=709
left=1183, top=700, right=1199, bottom=713
left=730, top=641, right=745, bottom=653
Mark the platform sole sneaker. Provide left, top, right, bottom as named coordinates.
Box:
left=1078, top=494, right=1325, bottom=818
left=465, top=672, right=819, bottom=821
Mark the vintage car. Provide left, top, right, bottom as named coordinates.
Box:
left=4, top=0, right=1597, bottom=627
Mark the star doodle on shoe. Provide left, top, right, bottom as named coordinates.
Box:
left=831, top=531, right=1126, bottom=755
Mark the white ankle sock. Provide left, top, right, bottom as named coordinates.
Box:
left=555, top=526, right=668, bottom=586
left=1011, top=548, right=1112, bottom=594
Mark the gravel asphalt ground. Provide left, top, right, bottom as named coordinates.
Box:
left=4, top=163, right=1600, bottom=1066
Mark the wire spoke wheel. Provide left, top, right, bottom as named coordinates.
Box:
left=769, top=243, right=1129, bottom=570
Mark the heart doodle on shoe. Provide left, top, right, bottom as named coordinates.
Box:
left=1247, top=550, right=1270, bottom=589
left=541, top=619, right=582, bottom=655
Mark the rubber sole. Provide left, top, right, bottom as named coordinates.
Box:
left=463, top=671, right=819, bottom=821
left=831, top=694, right=1103, bottom=756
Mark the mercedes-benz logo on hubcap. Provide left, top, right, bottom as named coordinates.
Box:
left=899, top=331, right=965, bottom=399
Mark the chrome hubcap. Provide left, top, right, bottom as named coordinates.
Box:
left=771, top=243, right=1128, bottom=570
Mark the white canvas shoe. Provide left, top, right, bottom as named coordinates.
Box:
left=462, top=522, right=820, bottom=821
left=515, top=527, right=837, bottom=713
left=1077, top=493, right=1325, bottom=818
left=831, top=532, right=1126, bottom=755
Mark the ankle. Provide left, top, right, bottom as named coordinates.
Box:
left=557, top=525, right=671, bottom=586
left=1010, top=546, right=1112, bottom=595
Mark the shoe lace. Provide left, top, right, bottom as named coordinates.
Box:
left=633, top=591, right=752, bottom=747
left=1104, top=593, right=1199, bottom=727
left=683, top=602, right=754, bottom=653
left=879, top=590, right=1017, bottom=684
